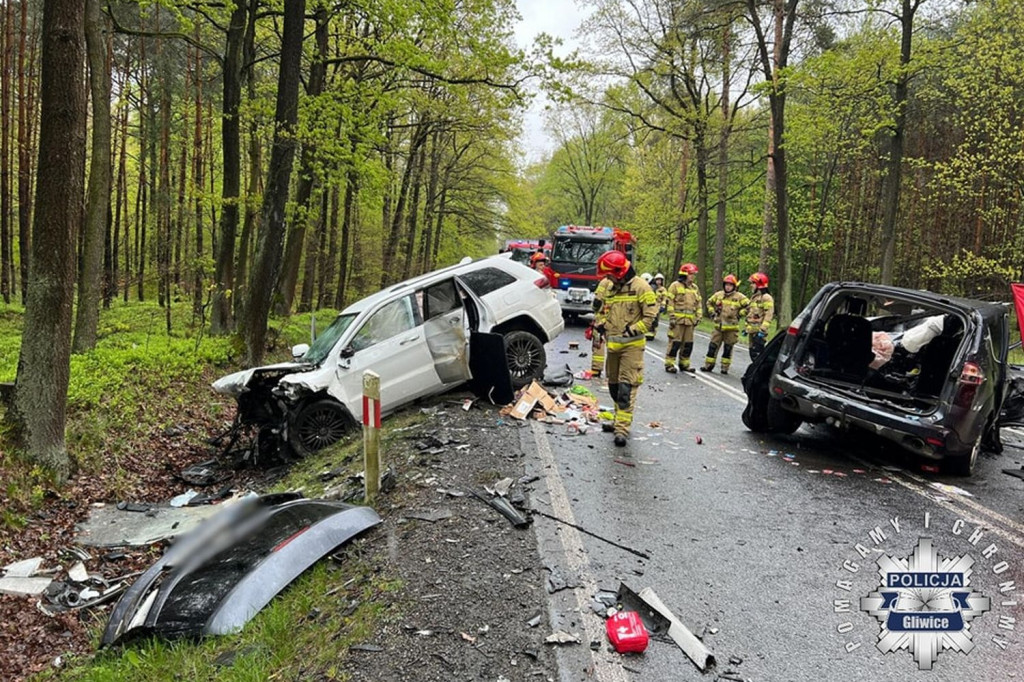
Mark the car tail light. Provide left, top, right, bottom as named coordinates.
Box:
left=534, top=277, right=550, bottom=289
left=958, top=362, right=985, bottom=385
left=787, top=316, right=804, bottom=336
left=925, top=436, right=944, bottom=447
left=954, top=361, right=984, bottom=407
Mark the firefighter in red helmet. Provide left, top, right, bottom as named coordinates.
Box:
left=745, top=272, right=774, bottom=360
left=664, top=263, right=702, bottom=373
left=593, top=251, right=658, bottom=446
left=700, top=274, right=749, bottom=375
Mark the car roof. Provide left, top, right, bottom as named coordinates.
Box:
left=339, top=255, right=517, bottom=315
left=824, top=282, right=1008, bottom=321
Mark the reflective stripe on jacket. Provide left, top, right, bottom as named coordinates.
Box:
left=667, top=281, right=703, bottom=325
left=706, top=289, right=750, bottom=332
left=599, top=275, right=658, bottom=348
left=746, top=291, right=774, bottom=333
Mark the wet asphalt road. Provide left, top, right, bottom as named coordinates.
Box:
left=526, top=320, right=1024, bottom=682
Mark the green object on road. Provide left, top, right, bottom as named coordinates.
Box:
left=570, top=385, right=597, bottom=400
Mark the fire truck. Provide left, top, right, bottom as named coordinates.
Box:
left=546, top=225, right=636, bottom=318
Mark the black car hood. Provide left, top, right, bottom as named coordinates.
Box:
left=101, top=493, right=381, bottom=647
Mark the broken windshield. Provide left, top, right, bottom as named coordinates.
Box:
left=303, top=314, right=357, bottom=365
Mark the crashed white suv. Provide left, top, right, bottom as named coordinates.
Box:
left=213, top=255, right=563, bottom=457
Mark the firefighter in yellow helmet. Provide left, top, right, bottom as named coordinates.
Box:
left=646, top=273, right=668, bottom=340
left=664, top=263, right=702, bottom=373
left=745, top=272, right=774, bottom=360
left=593, top=251, right=658, bottom=446
left=585, top=276, right=613, bottom=377
left=701, top=274, right=749, bottom=375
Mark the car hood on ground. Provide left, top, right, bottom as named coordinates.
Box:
left=211, top=361, right=314, bottom=397
left=101, top=494, right=381, bottom=646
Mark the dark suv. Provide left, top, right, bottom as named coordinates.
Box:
left=741, top=283, right=1010, bottom=475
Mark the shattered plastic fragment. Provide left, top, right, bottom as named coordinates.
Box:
left=545, top=630, right=581, bottom=645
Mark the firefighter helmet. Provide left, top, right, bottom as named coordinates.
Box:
left=748, top=272, right=769, bottom=288
left=641, top=272, right=653, bottom=282
left=723, top=274, right=739, bottom=286
left=530, top=251, right=549, bottom=267
left=678, top=263, right=698, bottom=276
left=597, top=250, right=630, bottom=279
left=654, top=273, right=665, bottom=283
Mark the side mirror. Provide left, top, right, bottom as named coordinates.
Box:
left=291, top=343, right=310, bottom=360
left=340, top=346, right=355, bottom=359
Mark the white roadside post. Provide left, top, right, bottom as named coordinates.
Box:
left=362, top=370, right=382, bottom=503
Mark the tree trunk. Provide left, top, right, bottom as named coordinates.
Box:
left=380, top=121, right=426, bottom=287
left=758, top=0, right=784, bottom=273
left=243, top=0, right=305, bottom=366
left=878, top=0, right=918, bottom=285
left=301, top=188, right=327, bottom=311
left=318, top=183, right=339, bottom=308
left=192, top=42, right=205, bottom=319
left=714, top=25, right=731, bottom=288
left=334, top=171, right=357, bottom=309
left=401, top=135, right=428, bottom=280
left=210, top=1, right=247, bottom=333
left=772, top=94, right=792, bottom=327
left=11, top=0, right=86, bottom=482
left=276, top=3, right=328, bottom=315
left=72, top=0, right=111, bottom=353
left=673, top=140, right=691, bottom=269
left=694, top=123, right=710, bottom=300
left=1, top=0, right=12, bottom=303
left=110, top=77, right=127, bottom=307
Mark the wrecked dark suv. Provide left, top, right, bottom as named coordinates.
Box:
left=742, top=282, right=1010, bottom=475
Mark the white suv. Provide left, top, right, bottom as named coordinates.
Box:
left=213, top=255, right=563, bottom=456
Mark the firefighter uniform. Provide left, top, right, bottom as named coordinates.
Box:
left=590, top=277, right=613, bottom=376
left=745, top=290, right=774, bottom=360
left=702, top=288, right=749, bottom=374
left=595, top=274, right=659, bottom=438
left=664, top=279, right=703, bottom=372
left=647, top=279, right=669, bottom=340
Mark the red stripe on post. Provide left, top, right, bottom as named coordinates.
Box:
left=362, top=395, right=370, bottom=426
left=374, top=398, right=382, bottom=429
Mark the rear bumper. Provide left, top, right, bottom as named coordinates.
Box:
left=770, top=374, right=973, bottom=460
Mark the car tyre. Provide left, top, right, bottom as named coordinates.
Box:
left=767, top=398, right=802, bottom=435
left=947, top=432, right=982, bottom=477
left=289, top=398, right=352, bottom=456
left=503, top=329, right=546, bottom=389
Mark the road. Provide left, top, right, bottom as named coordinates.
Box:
left=526, top=320, right=1024, bottom=682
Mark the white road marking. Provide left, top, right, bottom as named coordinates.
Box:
left=530, top=421, right=629, bottom=682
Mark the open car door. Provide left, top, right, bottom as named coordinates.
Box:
left=454, top=276, right=515, bottom=405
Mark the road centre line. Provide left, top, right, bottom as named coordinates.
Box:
left=530, top=421, right=629, bottom=682
left=637, top=342, right=1024, bottom=549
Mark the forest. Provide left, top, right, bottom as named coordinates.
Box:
left=1, top=0, right=1023, bottom=477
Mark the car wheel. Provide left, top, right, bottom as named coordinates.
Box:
left=504, top=329, right=546, bottom=389
left=947, top=432, right=982, bottom=477
left=767, top=399, right=802, bottom=435
left=289, top=398, right=351, bottom=456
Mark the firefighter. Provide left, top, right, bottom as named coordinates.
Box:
left=745, top=272, right=774, bottom=361
left=640, top=273, right=655, bottom=340
left=647, top=273, right=668, bottom=340
left=585, top=276, right=613, bottom=377
left=664, top=263, right=702, bottom=373
left=593, top=251, right=658, bottom=446
left=530, top=251, right=550, bottom=272
left=701, top=274, right=749, bottom=375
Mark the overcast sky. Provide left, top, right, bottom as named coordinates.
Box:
left=513, top=0, right=588, bottom=164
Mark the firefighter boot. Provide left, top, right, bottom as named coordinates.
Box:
left=681, top=342, right=696, bottom=373
left=665, top=341, right=681, bottom=373
left=721, top=344, right=734, bottom=375
left=701, top=341, right=719, bottom=371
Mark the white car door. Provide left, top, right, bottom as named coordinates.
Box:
left=421, top=278, right=472, bottom=385
left=337, top=294, right=437, bottom=419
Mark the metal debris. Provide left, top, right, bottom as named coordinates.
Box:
left=544, top=630, right=580, bottom=645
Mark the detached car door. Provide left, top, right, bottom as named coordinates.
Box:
left=339, top=294, right=437, bottom=418
left=421, top=278, right=472, bottom=386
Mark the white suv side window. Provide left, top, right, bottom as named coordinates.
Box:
left=350, top=295, right=417, bottom=351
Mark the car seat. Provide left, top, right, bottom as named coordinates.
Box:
left=824, top=314, right=874, bottom=379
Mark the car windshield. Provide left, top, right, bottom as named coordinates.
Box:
left=303, top=313, right=357, bottom=364
left=552, top=238, right=607, bottom=265
left=509, top=249, right=533, bottom=265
